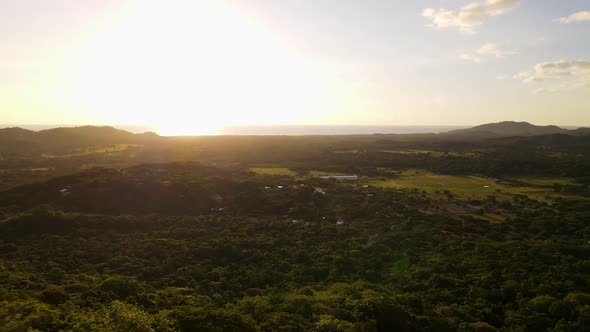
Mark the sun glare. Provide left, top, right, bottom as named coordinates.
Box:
left=69, top=0, right=329, bottom=136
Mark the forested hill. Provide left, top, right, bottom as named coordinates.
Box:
left=0, top=126, right=159, bottom=152
left=446, top=121, right=584, bottom=138
left=1, top=122, right=588, bottom=154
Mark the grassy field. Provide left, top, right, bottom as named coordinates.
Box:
left=308, top=170, right=349, bottom=177
left=369, top=169, right=583, bottom=202
left=333, top=150, right=359, bottom=154
left=29, top=168, right=50, bottom=171
left=249, top=168, right=351, bottom=177
left=370, top=170, right=501, bottom=195
left=90, top=144, right=139, bottom=154
left=246, top=167, right=584, bottom=203
left=44, top=144, right=140, bottom=158
left=250, top=167, right=297, bottom=176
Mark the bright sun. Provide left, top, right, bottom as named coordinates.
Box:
left=70, top=0, right=329, bottom=135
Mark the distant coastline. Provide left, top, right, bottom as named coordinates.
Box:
left=1, top=124, right=584, bottom=136
left=217, top=125, right=470, bottom=135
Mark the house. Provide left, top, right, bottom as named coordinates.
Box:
left=320, top=175, right=359, bottom=181
left=314, top=187, right=326, bottom=195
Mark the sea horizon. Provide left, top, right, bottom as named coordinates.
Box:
left=0, top=124, right=585, bottom=136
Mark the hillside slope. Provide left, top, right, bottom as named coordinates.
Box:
left=447, top=121, right=569, bottom=137
left=0, top=126, right=159, bottom=152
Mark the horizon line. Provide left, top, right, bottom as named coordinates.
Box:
left=1, top=123, right=587, bottom=128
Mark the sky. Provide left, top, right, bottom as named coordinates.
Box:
left=1, top=0, right=589, bottom=134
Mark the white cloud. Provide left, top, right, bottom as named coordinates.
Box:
left=460, top=43, right=515, bottom=63
left=476, top=43, right=516, bottom=58
left=511, top=72, right=529, bottom=80
left=422, top=0, right=520, bottom=34
left=460, top=53, right=482, bottom=63
left=512, top=60, right=590, bottom=93
left=554, top=11, right=590, bottom=24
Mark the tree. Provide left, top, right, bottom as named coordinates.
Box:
left=102, top=301, right=176, bottom=332
left=39, top=286, right=70, bottom=305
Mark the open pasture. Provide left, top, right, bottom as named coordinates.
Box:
left=250, top=167, right=297, bottom=176
left=369, top=169, right=583, bottom=202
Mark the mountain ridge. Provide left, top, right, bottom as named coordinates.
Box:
left=0, top=125, right=160, bottom=152
left=446, top=121, right=588, bottom=137
left=0, top=122, right=588, bottom=149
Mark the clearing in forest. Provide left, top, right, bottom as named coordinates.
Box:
left=370, top=169, right=581, bottom=201
left=250, top=167, right=297, bottom=176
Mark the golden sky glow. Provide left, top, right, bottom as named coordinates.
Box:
left=1, top=0, right=589, bottom=135
left=68, top=0, right=344, bottom=135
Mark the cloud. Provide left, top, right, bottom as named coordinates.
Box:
left=460, top=53, right=482, bottom=63
left=422, top=0, right=520, bottom=34
left=476, top=43, right=516, bottom=58
left=554, top=11, right=590, bottom=24
left=512, top=60, right=590, bottom=93
left=460, top=43, right=515, bottom=63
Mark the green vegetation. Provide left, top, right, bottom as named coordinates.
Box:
left=389, top=256, right=411, bottom=278
left=43, top=144, right=141, bottom=158
left=369, top=169, right=588, bottom=202
left=378, top=150, right=479, bottom=158
left=370, top=170, right=499, bottom=196
left=333, top=149, right=359, bottom=154
left=0, top=125, right=589, bottom=331
left=515, top=177, right=575, bottom=187
left=29, top=167, right=50, bottom=171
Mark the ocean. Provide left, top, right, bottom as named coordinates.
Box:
left=216, top=125, right=469, bottom=135
left=2, top=124, right=468, bottom=135
left=3, top=125, right=583, bottom=136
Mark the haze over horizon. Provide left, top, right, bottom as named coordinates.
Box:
left=2, top=0, right=589, bottom=135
